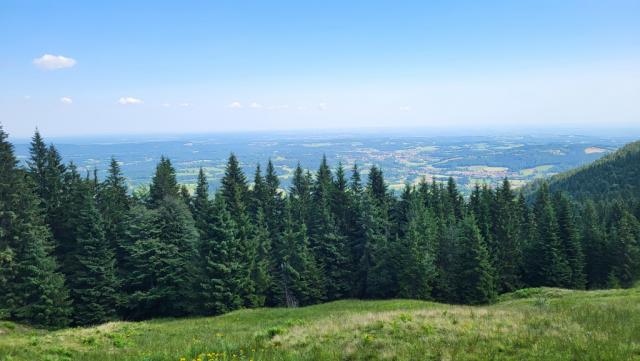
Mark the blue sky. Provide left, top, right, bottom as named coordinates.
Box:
left=1, top=0, right=639, bottom=137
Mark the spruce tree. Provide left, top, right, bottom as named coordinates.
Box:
left=198, top=195, right=243, bottom=315
left=396, top=191, right=437, bottom=299
left=528, top=183, right=571, bottom=287
left=220, top=154, right=257, bottom=307
left=97, top=158, right=130, bottom=280
left=454, top=215, right=496, bottom=304
left=66, top=180, right=119, bottom=326
left=0, top=126, right=71, bottom=328
left=492, top=179, right=523, bottom=292
left=272, top=201, right=324, bottom=306
left=607, top=203, right=640, bottom=288
left=582, top=201, right=609, bottom=288
left=251, top=209, right=273, bottom=306
left=126, top=198, right=199, bottom=318
left=554, top=192, right=586, bottom=289
left=148, top=156, right=179, bottom=207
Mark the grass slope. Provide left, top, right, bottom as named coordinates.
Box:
left=1, top=287, right=639, bottom=361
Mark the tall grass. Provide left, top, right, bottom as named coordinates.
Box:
left=1, top=287, right=639, bottom=361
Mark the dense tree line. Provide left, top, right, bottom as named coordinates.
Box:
left=1, top=127, right=639, bottom=328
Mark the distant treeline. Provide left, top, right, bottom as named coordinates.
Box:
left=1, top=127, right=639, bottom=328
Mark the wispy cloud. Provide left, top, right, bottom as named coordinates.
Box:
left=317, top=103, right=327, bottom=111
left=60, top=96, right=73, bottom=104
left=249, top=102, right=262, bottom=109
left=228, top=101, right=242, bottom=109
left=118, top=96, right=143, bottom=105
left=399, top=106, right=411, bottom=112
left=33, top=54, right=76, bottom=70
left=179, top=102, right=191, bottom=107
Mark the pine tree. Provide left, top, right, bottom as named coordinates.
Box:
left=0, top=126, right=71, bottom=328
left=454, top=215, right=496, bottom=304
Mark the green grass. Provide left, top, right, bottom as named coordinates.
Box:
left=1, top=287, right=640, bottom=361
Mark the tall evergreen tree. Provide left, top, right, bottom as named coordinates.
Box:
left=97, top=158, right=130, bottom=279
left=396, top=191, right=437, bottom=299
left=582, top=201, right=609, bottom=288
left=198, top=195, right=243, bottom=315
left=0, top=126, right=71, bottom=328
left=66, top=180, right=119, bottom=326
left=492, top=179, right=523, bottom=292
left=148, top=156, right=179, bottom=207
left=454, top=215, right=496, bottom=304
left=126, top=197, right=199, bottom=318
left=554, top=192, right=586, bottom=289
left=607, top=203, right=640, bottom=288
left=527, top=183, right=571, bottom=287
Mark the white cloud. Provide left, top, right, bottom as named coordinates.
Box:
left=24, top=95, right=31, bottom=100
left=179, top=102, right=191, bottom=107
left=317, top=103, right=327, bottom=111
left=228, top=101, right=242, bottom=109
left=162, top=103, right=171, bottom=107
left=60, top=97, right=73, bottom=104
left=33, top=54, right=76, bottom=70
left=399, top=106, right=411, bottom=112
left=267, top=104, right=289, bottom=110
left=249, top=102, right=262, bottom=109
left=118, top=96, right=143, bottom=105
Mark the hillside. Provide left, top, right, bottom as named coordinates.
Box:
left=1, top=286, right=639, bottom=361
left=528, top=139, right=640, bottom=203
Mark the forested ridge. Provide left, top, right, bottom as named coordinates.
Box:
left=526, top=140, right=640, bottom=203
left=1, top=126, right=639, bottom=328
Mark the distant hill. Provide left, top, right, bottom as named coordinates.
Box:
left=527, top=140, right=640, bottom=203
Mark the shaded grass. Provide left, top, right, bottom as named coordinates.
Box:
left=1, top=287, right=639, bottom=360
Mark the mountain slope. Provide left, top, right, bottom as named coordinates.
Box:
left=1, top=286, right=639, bottom=361
left=528, top=140, right=640, bottom=203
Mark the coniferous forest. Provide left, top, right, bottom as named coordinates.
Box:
left=1, top=126, right=639, bottom=328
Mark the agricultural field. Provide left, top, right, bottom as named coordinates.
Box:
left=11, top=133, right=633, bottom=194
left=1, top=286, right=639, bottom=361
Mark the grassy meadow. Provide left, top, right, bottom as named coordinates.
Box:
left=1, top=286, right=639, bottom=361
